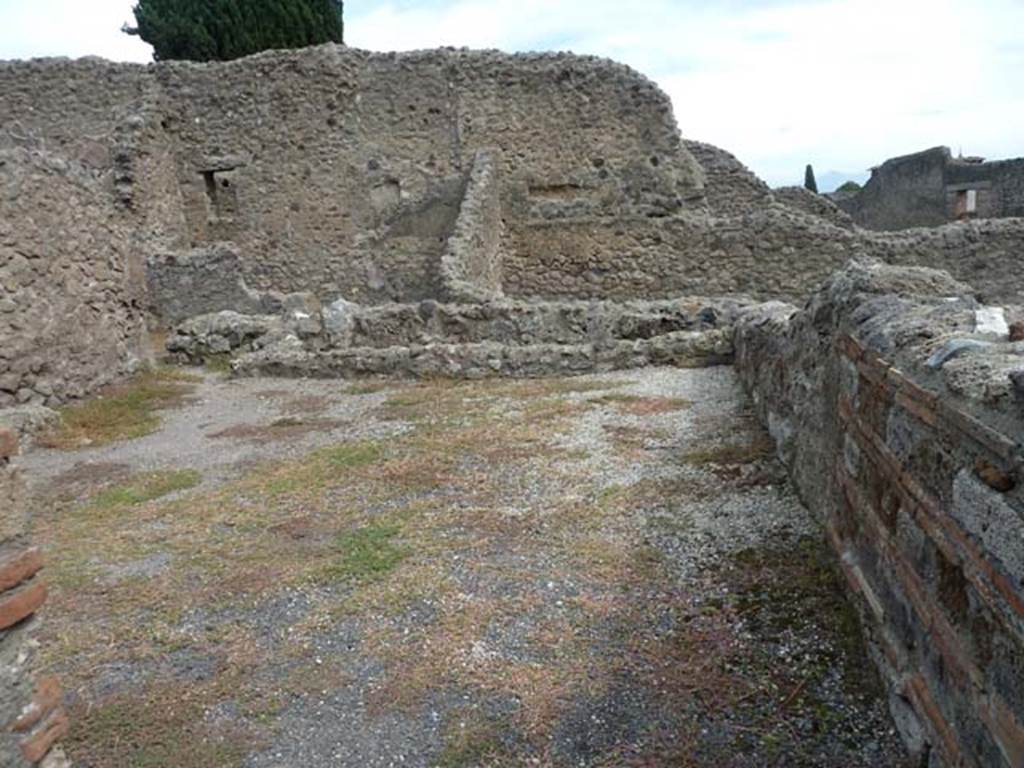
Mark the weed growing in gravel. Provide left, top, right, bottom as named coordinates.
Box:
left=318, top=441, right=386, bottom=468
left=41, top=368, right=198, bottom=449
left=679, top=432, right=774, bottom=466
left=203, top=353, right=233, bottom=374
left=87, top=470, right=202, bottom=511
left=322, top=523, right=408, bottom=582
left=438, top=714, right=512, bottom=767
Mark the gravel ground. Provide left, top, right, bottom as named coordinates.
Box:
left=20, top=373, right=406, bottom=493
left=24, top=366, right=910, bottom=767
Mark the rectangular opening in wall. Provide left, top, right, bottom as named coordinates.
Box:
left=965, top=189, right=977, bottom=213
left=202, top=170, right=217, bottom=203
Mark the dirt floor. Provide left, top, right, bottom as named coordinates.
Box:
left=22, top=366, right=910, bottom=767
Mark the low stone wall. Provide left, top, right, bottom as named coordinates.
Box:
left=0, top=149, right=148, bottom=407
left=0, top=428, right=68, bottom=767
left=166, top=296, right=743, bottom=378
left=735, top=261, right=1024, bottom=767
left=440, top=150, right=504, bottom=302
left=233, top=328, right=734, bottom=380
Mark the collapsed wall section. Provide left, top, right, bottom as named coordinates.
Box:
left=682, top=140, right=774, bottom=216
left=735, top=261, right=1024, bottom=767
left=0, top=150, right=148, bottom=407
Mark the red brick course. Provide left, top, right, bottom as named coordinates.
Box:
left=0, top=547, right=44, bottom=592
left=0, top=580, right=47, bottom=631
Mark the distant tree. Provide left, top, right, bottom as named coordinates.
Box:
left=123, top=0, right=344, bottom=62
left=804, top=164, right=818, bottom=194
left=836, top=180, right=862, bottom=193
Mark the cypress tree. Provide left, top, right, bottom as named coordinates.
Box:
left=124, top=0, right=344, bottom=62
left=804, top=164, right=818, bottom=194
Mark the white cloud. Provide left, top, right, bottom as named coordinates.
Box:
left=0, top=0, right=151, bottom=62
left=1, top=0, right=1021, bottom=186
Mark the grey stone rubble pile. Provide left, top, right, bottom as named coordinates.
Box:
left=167, top=296, right=745, bottom=378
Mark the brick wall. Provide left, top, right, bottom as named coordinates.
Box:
left=736, top=261, right=1024, bottom=767
left=0, top=427, right=68, bottom=767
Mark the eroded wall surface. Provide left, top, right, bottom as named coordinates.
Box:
left=0, top=46, right=703, bottom=306
left=0, top=150, right=147, bottom=407
left=501, top=207, right=1024, bottom=304
left=1, top=44, right=1023, bottom=411
left=736, top=261, right=1024, bottom=767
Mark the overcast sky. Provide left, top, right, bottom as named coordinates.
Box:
left=1, top=0, right=1021, bottom=188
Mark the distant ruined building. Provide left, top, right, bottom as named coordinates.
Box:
left=832, top=145, right=1024, bottom=231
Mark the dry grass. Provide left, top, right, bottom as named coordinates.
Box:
left=679, top=431, right=775, bottom=466
left=40, top=368, right=198, bottom=449
left=65, top=678, right=263, bottom=768
left=207, top=417, right=345, bottom=444
left=29, top=371, right=886, bottom=766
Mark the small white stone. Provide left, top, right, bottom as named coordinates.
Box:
left=975, top=306, right=1009, bottom=337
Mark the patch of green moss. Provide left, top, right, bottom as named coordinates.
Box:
left=66, top=686, right=248, bottom=768
left=317, top=441, right=386, bottom=468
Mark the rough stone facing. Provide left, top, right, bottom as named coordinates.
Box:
left=735, top=261, right=1024, bottom=768
left=0, top=149, right=148, bottom=408
left=439, top=149, right=504, bottom=303
left=166, top=296, right=744, bottom=378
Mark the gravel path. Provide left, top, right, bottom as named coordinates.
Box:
left=24, top=366, right=909, bottom=767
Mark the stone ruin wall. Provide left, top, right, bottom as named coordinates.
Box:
left=3, top=46, right=1024, bottom=394
left=0, top=427, right=68, bottom=767
left=1, top=46, right=703, bottom=306
left=838, top=146, right=1024, bottom=231
left=0, top=149, right=148, bottom=409
left=736, top=262, right=1024, bottom=768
